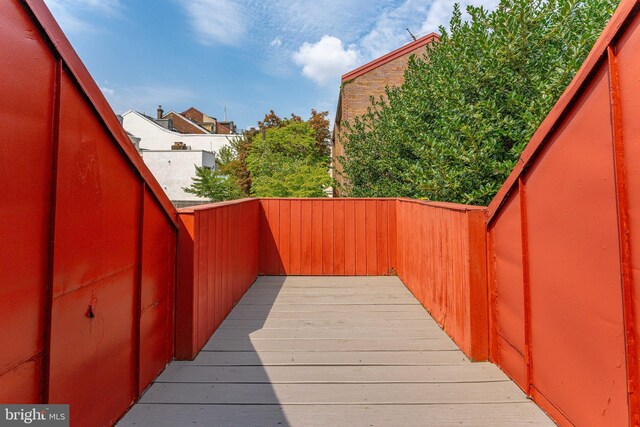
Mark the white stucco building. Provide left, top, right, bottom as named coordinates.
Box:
left=121, top=109, right=240, bottom=207
left=141, top=150, right=215, bottom=207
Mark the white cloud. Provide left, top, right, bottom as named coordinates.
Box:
left=180, top=0, right=247, bottom=46
left=293, top=36, right=360, bottom=86
left=44, top=0, right=121, bottom=33
left=289, top=1, right=499, bottom=87
left=270, top=0, right=384, bottom=44
left=270, top=37, right=282, bottom=48
left=418, top=0, right=500, bottom=35
left=100, top=86, right=115, bottom=96
left=360, top=0, right=499, bottom=59
left=360, top=0, right=430, bottom=58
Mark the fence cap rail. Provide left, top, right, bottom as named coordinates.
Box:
left=397, top=198, right=487, bottom=212
left=179, top=197, right=487, bottom=215
left=258, top=197, right=399, bottom=201
left=178, top=198, right=258, bottom=214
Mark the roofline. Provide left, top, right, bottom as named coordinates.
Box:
left=342, top=32, right=439, bottom=82
left=124, top=111, right=237, bottom=138
left=164, top=110, right=211, bottom=134
left=332, top=91, right=343, bottom=137
left=181, top=106, right=204, bottom=117
left=141, top=149, right=216, bottom=154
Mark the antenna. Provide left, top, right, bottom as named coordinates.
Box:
left=224, top=105, right=227, bottom=121
left=406, top=28, right=417, bottom=41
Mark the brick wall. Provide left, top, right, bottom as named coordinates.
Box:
left=164, top=112, right=207, bottom=135
left=217, top=122, right=235, bottom=134
left=333, top=41, right=432, bottom=195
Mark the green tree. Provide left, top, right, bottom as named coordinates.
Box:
left=217, top=136, right=252, bottom=196
left=247, top=117, right=330, bottom=197
left=183, top=165, right=243, bottom=202
left=342, top=0, right=619, bottom=204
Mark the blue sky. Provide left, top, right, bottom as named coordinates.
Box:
left=44, top=0, right=498, bottom=130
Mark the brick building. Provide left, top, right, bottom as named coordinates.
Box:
left=162, top=111, right=209, bottom=134
left=158, top=106, right=237, bottom=135
left=332, top=33, right=438, bottom=195
left=181, top=107, right=218, bottom=132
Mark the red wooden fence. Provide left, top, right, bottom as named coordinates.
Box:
left=487, top=2, right=640, bottom=425
left=396, top=199, right=488, bottom=361
left=0, top=1, right=178, bottom=426
left=258, top=198, right=397, bottom=276
left=176, top=200, right=260, bottom=360
left=179, top=198, right=488, bottom=366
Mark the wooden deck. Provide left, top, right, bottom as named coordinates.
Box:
left=118, top=276, right=553, bottom=426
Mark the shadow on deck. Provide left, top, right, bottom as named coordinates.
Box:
left=118, top=277, right=552, bottom=427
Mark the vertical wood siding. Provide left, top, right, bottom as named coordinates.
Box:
left=258, top=199, right=398, bottom=276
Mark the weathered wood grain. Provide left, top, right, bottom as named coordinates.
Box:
left=119, top=403, right=555, bottom=427
left=218, top=318, right=437, bottom=330
left=156, top=364, right=506, bottom=383
left=119, top=276, right=553, bottom=426
left=202, top=337, right=460, bottom=352
left=211, top=327, right=444, bottom=339
left=183, top=350, right=469, bottom=366
left=139, top=382, right=528, bottom=404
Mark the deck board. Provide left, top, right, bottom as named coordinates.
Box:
left=118, top=276, right=553, bottom=426
left=120, top=403, right=554, bottom=427
left=182, top=350, right=469, bottom=366
left=202, top=337, right=460, bottom=352
left=154, top=364, right=506, bottom=383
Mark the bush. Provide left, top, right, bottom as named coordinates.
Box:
left=341, top=0, right=620, bottom=204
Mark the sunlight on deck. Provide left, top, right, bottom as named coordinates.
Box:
left=119, top=277, right=552, bottom=426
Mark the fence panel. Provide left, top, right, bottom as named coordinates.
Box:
left=258, top=199, right=397, bottom=276
left=487, top=2, right=640, bottom=424
left=396, top=200, right=488, bottom=361
left=176, top=199, right=260, bottom=360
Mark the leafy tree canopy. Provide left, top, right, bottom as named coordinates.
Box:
left=183, top=165, right=243, bottom=202
left=247, top=115, right=330, bottom=197
left=341, top=0, right=620, bottom=205
left=185, top=109, right=331, bottom=200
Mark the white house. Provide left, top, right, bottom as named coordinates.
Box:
left=141, top=150, right=216, bottom=207
left=121, top=110, right=237, bottom=153
left=121, top=110, right=240, bottom=207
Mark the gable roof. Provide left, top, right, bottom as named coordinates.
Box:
left=122, top=110, right=231, bottom=140
left=181, top=107, right=205, bottom=123
left=341, top=32, right=439, bottom=83
left=163, top=111, right=211, bottom=134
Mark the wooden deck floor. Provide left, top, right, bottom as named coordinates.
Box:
left=118, top=276, right=553, bottom=426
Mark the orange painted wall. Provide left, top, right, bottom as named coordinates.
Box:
left=487, top=2, right=640, bottom=425
left=396, top=200, right=488, bottom=361
left=176, top=199, right=260, bottom=360
left=0, top=1, right=178, bottom=425
left=259, top=199, right=397, bottom=276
